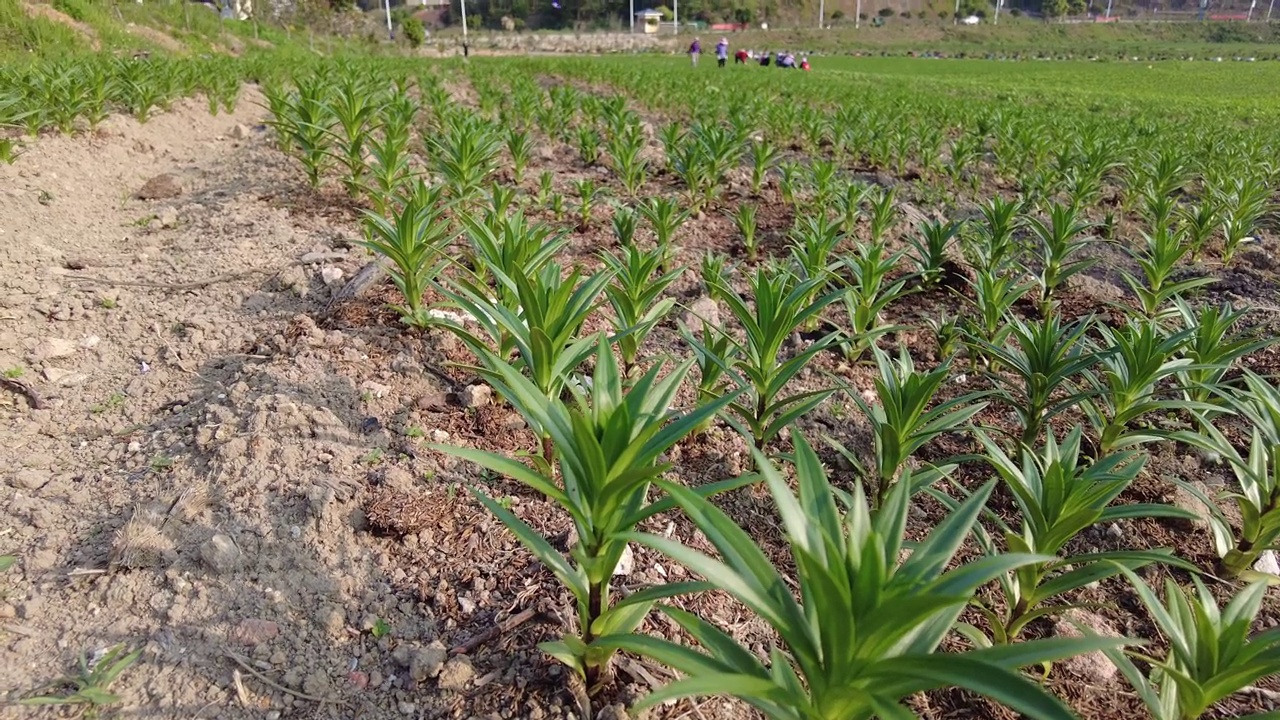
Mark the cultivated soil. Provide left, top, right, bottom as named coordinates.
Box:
left=2, top=84, right=1280, bottom=720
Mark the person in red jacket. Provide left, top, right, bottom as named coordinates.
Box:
left=734, top=48, right=749, bottom=64
left=800, top=56, right=811, bottom=70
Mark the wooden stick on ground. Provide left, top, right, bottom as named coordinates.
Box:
left=449, top=607, right=543, bottom=656
left=224, top=650, right=348, bottom=707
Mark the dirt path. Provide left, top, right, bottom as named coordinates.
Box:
left=0, top=95, right=464, bottom=719
left=0, top=85, right=745, bottom=720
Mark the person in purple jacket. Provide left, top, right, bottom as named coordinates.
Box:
left=715, top=37, right=728, bottom=67
left=688, top=37, right=701, bottom=66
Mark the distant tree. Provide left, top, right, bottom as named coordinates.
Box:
left=1068, top=0, right=1087, bottom=13
left=734, top=6, right=754, bottom=23
left=403, top=16, right=425, bottom=46
left=877, top=6, right=894, bottom=15
left=1045, top=0, right=1070, bottom=16
left=830, top=8, right=845, bottom=19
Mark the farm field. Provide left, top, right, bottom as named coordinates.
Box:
left=2, top=49, right=1280, bottom=720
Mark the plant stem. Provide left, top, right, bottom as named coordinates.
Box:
left=584, top=580, right=605, bottom=689
left=542, top=435, right=554, bottom=467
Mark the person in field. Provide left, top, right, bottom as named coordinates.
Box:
left=735, top=48, right=750, bottom=64
left=716, top=38, right=729, bottom=67
left=800, top=56, right=811, bottom=70
left=688, top=38, right=701, bottom=66
left=759, top=51, right=771, bottom=67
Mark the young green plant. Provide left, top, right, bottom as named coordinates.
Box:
left=950, top=428, right=1194, bottom=646
left=431, top=337, right=743, bottom=695
left=1103, top=569, right=1280, bottom=720
left=602, top=432, right=1123, bottom=720
left=601, top=244, right=683, bottom=377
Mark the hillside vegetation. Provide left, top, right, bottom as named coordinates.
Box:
left=3, top=0, right=1280, bottom=64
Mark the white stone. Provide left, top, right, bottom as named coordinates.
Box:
left=613, top=544, right=634, bottom=576
left=1254, top=550, right=1279, bottom=576
left=30, top=338, right=77, bottom=361
left=42, top=367, right=87, bottom=386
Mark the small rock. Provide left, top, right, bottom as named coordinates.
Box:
left=307, top=484, right=334, bottom=517
left=1105, top=523, right=1123, bottom=541
left=1167, top=478, right=1239, bottom=531
left=392, top=643, right=414, bottom=668
left=231, top=123, right=251, bottom=140
left=457, top=596, right=477, bottom=615
left=157, top=206, right=179, bottom=229
left=41, top=367, right=87, bottom=386
left=199, top=534, right=241, bottom=573
left=230, top=618, right=280, bottom=646
left=460, top=384, right=492, bottom=409
left=409, top=640, right=447, bottom=682
left=597, top=704, right=629, bottom=720
left=0, top=603, right=15, bottom=619
left=398, top=701, right=417, bottom=715
left=613, top=544, right=634, bottom=577
left=437, top=656, right=476, bottom=691
left=302, top=671, right=328, bottom=696
left=361, top=381, right=391, bottom=399
left=135, top=173, right=183, bottom=200
left=379, top=466, right=416, bottom=492
left=347, top=670, right=369, bottom=689
left=1053, top=609, right=1120, bottom=682
left=18, top=597, right=42, bottom=619
left=428, top=429, right=450, bottom=443
left=415, top=392, right=449, bottom=411
left=320, top=267, right=344, bottom=285
left=682, top=296, right=720, bottom=330
left=369, top=670, right=383, bottom=688
left=11, top=469, right=51, bottom=491
left=1255, top=550, right=1280, bottom=576
left=29, top=337, right=77, bottom=361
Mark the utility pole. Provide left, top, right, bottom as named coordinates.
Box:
left=1247, top=0, right=1256, bottom=20
left=460, top=0, right=469, bottom=57
left=1268, top=0, right=1274, bottom=22
left=384, top=0, right=393, bottom=40
left=673, top=0, right=678, bottom=33
left=954, top=0, right=960, bottom=23
left=855, top=0, right=861, bottom=26
left=994, top=0, right=1003, bottom=23
left=819, top=0, right=825, bottom=27
left=1106, top=0, right=1113, bottom=17
left=630, top=0, right=634, bottom=32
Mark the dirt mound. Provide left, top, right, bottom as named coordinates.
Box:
left=21, top=1, right=100, bottom=50
left=125, top=22, right=187, bottom=54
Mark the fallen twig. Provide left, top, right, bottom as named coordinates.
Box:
left=449, top=606, right=544, bottom=656
left=65, top=253, right=343, bottom=292
left=1, top=377, right=44, bottom=409
left=224, top=650, right=347, bottom=707
left=66, top=266, right=287, bottom=291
